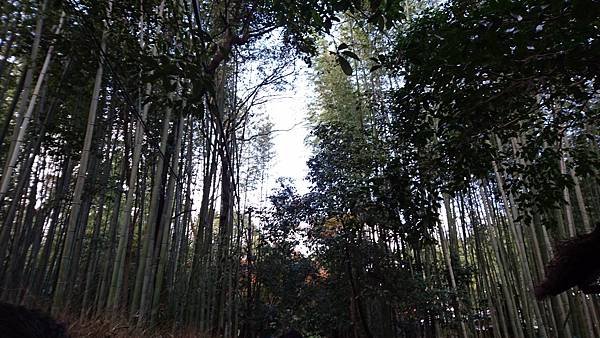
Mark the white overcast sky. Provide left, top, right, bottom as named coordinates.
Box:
left=261, top=66, right=312, bottom=196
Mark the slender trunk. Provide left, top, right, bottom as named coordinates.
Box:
left=52, top=12, right=108, bottom=311
left=134, top=108, right=172, bottom=322
left=108, top=83, right=150, bottom=312
left=0, top=11, right=65, bottom=207
left=441, top=194, right=469, bottom=338
left=151, top=115, right=184, bottom=322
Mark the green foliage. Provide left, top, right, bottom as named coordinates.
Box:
left=257, top=178, right=442, bottom=337
left=390, top=0, right=600, bottom=214
left=311, top=48, right=360, bottom=127
left=4, top=0, right=600, bottom=336
left=260, top=0, right=404, bottom=65
left=254, top=1, right=600, bottom=337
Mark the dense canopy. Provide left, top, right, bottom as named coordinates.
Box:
left=0, top=0, right=599, bottom=337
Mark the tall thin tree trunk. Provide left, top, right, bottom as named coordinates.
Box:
left=108, top=83, right=150, bottom=312
left=52, top=9, right=109, bottom=311
left=0, top=11, right=65, bottom=207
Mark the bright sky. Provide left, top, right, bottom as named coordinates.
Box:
left=262, top=66, right=312, bottom=196
left=188, top=60, right=313, bottom=212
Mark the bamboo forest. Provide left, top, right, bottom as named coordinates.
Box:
left=0, top=0, right=599, bottom=337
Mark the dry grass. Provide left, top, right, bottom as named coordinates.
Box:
left=4, top=298, right=213, bottom=337
left=59, top=313, right=212, bottom=337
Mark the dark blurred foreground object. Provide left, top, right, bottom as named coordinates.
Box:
left=280, top=328, right=304, bottom=338
left=535, top=224, right=600, bottom=300
left=0, top=302, right=69, bottom=338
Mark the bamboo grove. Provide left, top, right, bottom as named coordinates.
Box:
left=277, top=1, right=600, bottom=337
left=1, top=0, right=600, bottom=337
left=0, top=0, right=331, bottom=335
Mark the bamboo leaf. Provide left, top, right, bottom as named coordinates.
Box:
left=337, top=56, right=353, bottom=75
left=342, top=50, right=360, bottom=60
